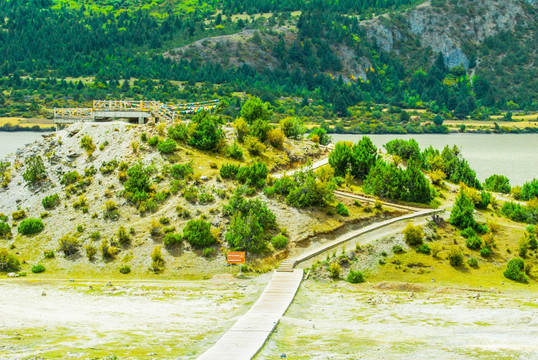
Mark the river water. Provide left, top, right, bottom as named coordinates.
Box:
left=332, top=133, right=538, bottom=186
left=1, top=132, right=536, bottom=186
left=0, top=132, right=46, bottom=159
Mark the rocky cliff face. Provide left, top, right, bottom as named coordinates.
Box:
left=365, top=0, right=536, bottom=68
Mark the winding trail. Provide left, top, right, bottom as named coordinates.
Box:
left=198, top=156, right=444, bottom=359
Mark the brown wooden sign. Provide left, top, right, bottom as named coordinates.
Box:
left=227, top=251, right=245, bottom=264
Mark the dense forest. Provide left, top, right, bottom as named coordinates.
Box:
left=0, top=0, right=536, bottom=126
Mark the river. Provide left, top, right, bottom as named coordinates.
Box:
left=1, top=132, right=536, bottom=186
left=332, top=133, right=538, bottom=186
left=0, top=132, right=46, bottom=160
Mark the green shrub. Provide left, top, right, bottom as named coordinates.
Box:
left=227, top=142, right=244, bottom=160
left=43, top=249, right=55, bottom=259
left=460, top=227, right=476, bottom=239
left=403, top=223, right=423, bottom=246
left=416, top=243, right=431, bottom=254
left=392, top=245, right=405, bottom=253
left=31, top=264, right=45, bottom=273
left=466, top=236, right=482, bottom=250
left=61, top=171, right=80, bottom=185
left=347, top=270, right=365, bottom=283
left=467, top=257, right=479, bottom=268
left=447, top=246, right=464, bottom=266
left=199, top=192, right=215, bottom=204
left=157, top=139, right=177, bottom=153
left=183, top=218, right=216, bottom=249
left=163, top=233, right=182, bottom=247
left=503, top=257, right=528, bottom=283
left=58, top=235, right=80, bottom=256
left=42, top=194, right=60, bottom=209
left=188, top=112, right=224, bottom=151
left=90, top=231, right=101, bottom=240
left=336, top=203, right=349, bottom=216
left=449, top=189, right=476, bottom=229
left=184, top=185, right=199, bottom=203
left=171, top=163, right=193, bottom=179
left=329, top=262, right=341, bottom=279
left=100, top=159, right=119, bottom=174
left=220, top=163, right=240, bottom=179
left=0, top=248, right=20, bottom=272
left=155, top=190, right=170, bottom=203
left=480, top=247, right=492, bottom=257
left=117, top=226, right=130, bottom=246
left=80, top=135, right=96, bottom=156
left=18, top=218, right=44, bottom=235
left=271, top=235, right=288, bottom=249
left=147, top=136, right=159, bottom=146
left=202, top=247, right=215, bottom=257
left=119, top=265, right=131, bottom=274
left=85, top=245, right=97, bottom=261
left=0, top=221, right=11, bottom=239
left=141, top=133, right=148, bottom=142
left=168, top=124, right=189, bottom=142
left=236, top=162, right=268, bottom=188
left=12, top=209, right=26, bottom=220
left=244, top=135, right=266, bottom=155
left=150, top=246, right=165, bottom=271
left=23, top=155, right=46, bottom=184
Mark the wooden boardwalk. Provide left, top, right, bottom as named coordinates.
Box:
left=197, top=270, right=303, bottom=360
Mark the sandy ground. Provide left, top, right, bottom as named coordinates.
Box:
left=0, top=274, right=270, bottom=359
left=256, top=281, right=538, bottom=360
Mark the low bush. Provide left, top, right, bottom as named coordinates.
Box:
left=42, top=194, right=60, bottom=209
left=168, top=124, right=189, bottom=142
left=171, top=163, right=193, bottom=179
left=85, top=245, right=97, bottom=261
left=119, top=265, right=131, bottom=274
left=147, top=136, right=159, bottom=146
left=43, top=250, right=55, bottom=259
left=347, top=270, right=365, bottom=283
left=220, top=163, right=240, bottom=179
left=58, top=235, right=80, bottom=256
left=227, top=142, right=244, bottom=160
left=18, top=218, right=44, bottom=235
left=199, top=192, right=215, bottom=204
left=329, top=262, right=341, bottom=279
left=447, top=246, right=464, bottom=266
left=163, top=233, right=182, bottom=247
left=100, top=239, right=119, bottom=260
left=61, top=171, right=80, bottom=186
left=157, top=139, right=177, bottom=154
left=466, top=236, right=482, bottom=250
left=416, top=243, right=431, bottom=254
left=12, top=209, right=26, bottom=220
left=0, top=248, right=20, bottom=272
left=0, top=221, right=11, bottom=239
left=467, top=257, right=479, bottom=268
left=392, top=245, right=405, bottom=253
left=202, top=247, right=215, bottom=257
left=336, top=203, right=349, bottom=216
left=267, top=128, right=285, bottom=149
left=183, top=219, right=216, bottom=249
left=31, top=264, right=45, bottom=273
left=403, top=223, right=423, bottom=246
left=117, top=226, right=130, bottom=246
left=90, top=231, right=101, bottom=240
left=150, top=246, right=165, bottom=271
left=480, top=247, right=492, bottom=257
left=80, top=135, right=96, bottom=156
left=271, top=235, right=288, bottom=249
left=236, top=162, right=268, bottom=188
left=100, top=159, right=119, bottom=174
left=504, top=257, right=529, bottom=283
left=460, top=227, right=476, bottom=239
left=184, top=186, right=199, bottom=203
left=244, top=135, right=266, bottom=155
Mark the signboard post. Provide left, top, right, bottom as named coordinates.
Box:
left=227, top=251, right=245, bottom=274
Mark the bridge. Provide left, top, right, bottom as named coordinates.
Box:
left=53, top=99, right=219, bottom=129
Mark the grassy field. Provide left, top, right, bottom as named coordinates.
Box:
left=0, top=117, right=54, bottom=128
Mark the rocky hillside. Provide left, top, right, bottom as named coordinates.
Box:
left=0, top=121, right=393, bottom=278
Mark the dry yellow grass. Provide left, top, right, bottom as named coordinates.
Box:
left=444, top=119, right=538, bottom=129
left=0, top=117, right=54, bottom=128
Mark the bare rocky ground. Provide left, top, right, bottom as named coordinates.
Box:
left=0, top=273, right=271, bottom=359
left=256, top=280, right=538, bottom=360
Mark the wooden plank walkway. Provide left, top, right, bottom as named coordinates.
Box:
left=282, top=208, right=444, bottom=269
left=197, top=270, right=303, bottom=360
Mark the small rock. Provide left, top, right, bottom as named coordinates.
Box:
left=41, top=291, right=47, bottom=296
left=88, top=286, right=93, bottom=290
left=280, top=354, right=287, bottom=359
left=106, top=281, right=113, bottom=287
left=7, top=272, right=18, bottom=278
left=200, top=176, right=209, bottom=180
left=146, top=353, right=157, bottom=356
